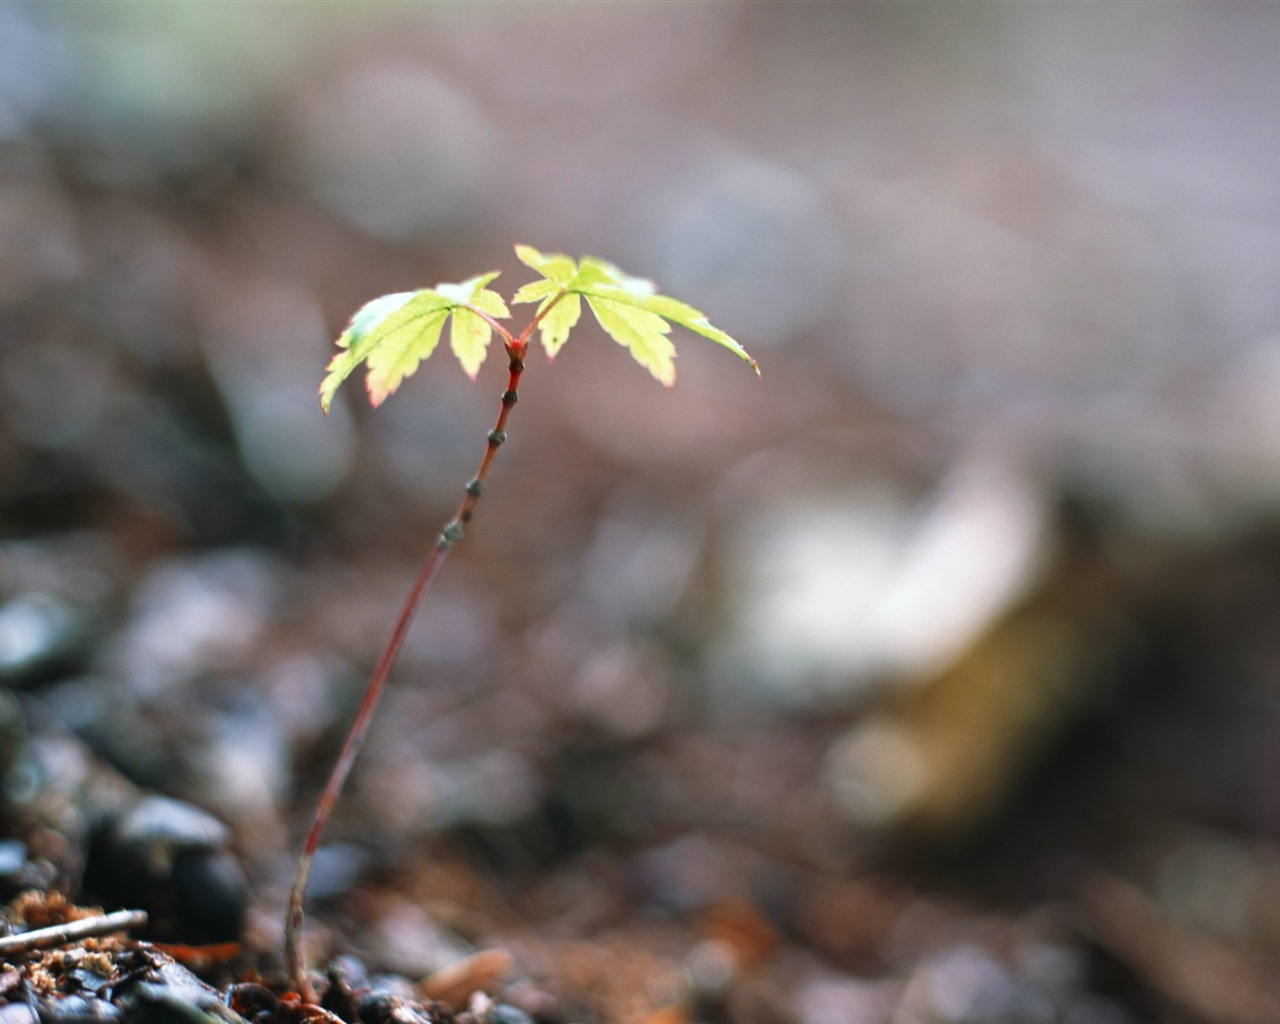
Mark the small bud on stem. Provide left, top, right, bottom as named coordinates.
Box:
left=286, top=306, right=557, bottom=1001
left=296, top=251, right=754, bottom=1003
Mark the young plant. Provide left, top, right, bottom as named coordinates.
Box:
left=287, top=245, right=757, bottom=1000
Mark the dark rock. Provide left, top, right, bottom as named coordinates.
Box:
left=81, top=797, right=247, bottom=944
left=224, top=984, right=276, bottom=1023
left=112, top=796, right=230, bottom=852
left=0, top=841, right=27, bottom=877
left=486, top=1006, right=535, bottom=1024
left=354, top=992, right=446, bottom=1024
left=319, top=957, right=369, bottom=1023
left=0, top=691, right=27, bottom=783
left=168, top=846, right=249, bottom=946
left=111, top=950, right=248, bottom=1024
left=37, top=995, right=124, bottom=1022
left=0, top=593, right=91, bottom=685
left=0, top=1003, right=38, bottom=1024
left=63, top=967, right=112, bottom=999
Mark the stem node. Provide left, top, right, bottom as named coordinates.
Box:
left=286, top=350, right=529, bottom=999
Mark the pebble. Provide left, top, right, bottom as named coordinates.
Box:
left=486, top=1006, right=535, bottom=1024
left=0, top=593, right=85, bottom=682
left=0, top=533, right=118, bottom=685
left=82, top=796, right=248, bottom=944
left=225, top=982, right=277, bottom=1021
left=0, top=690, right=27, bottom=781
left=36, top=995, right=123, bottom=1023
left=112, top=949, right=249, bottom=1024
left=796, top=976, right=899, bottom=1024
left=108, top=551, right=283, bottom=697
left=0, top=840, right=27, bottom=880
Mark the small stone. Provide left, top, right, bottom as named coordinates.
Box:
left=37, top=995, right=123, bottom=1023
left=82, top=797, right=247, bottom=944
left=488, top=1005, right=535, bottom=1024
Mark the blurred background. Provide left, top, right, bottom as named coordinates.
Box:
left=6, top=3, right=1280, bottom=1022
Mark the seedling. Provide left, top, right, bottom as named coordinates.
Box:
left=287, top=244, right=757, bottom=1000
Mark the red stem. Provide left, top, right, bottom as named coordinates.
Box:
left=285, top=288, right=568, bottom=1000
left=283, top=545, right=447, bottom=1000
left=285, top=339, right=531, bottom=1000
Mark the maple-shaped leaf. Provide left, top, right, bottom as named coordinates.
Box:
left=438, top=272, right=511, bottom=380
left=320, top=272, right=509, bottom=411
left=512, top=244, right=758, bottom=386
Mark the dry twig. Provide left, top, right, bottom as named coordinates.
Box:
left=0, top=909, right=147, bottom=956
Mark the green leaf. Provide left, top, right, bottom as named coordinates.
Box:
left=469, top=286, right=511, bottom=321
left=511, top=261, right=578, bottom=357
left=449, top=309, right=491, bottom=380
left=510, top=244, right=758, bottom=384
left=320, top=273, right=509, bottom=410
left=586, top=294, right=677, bottom=387
left=511, top=278, right=560, bottom=305
left=436, top=271, right=509, bottom=318
left=364, top=301, right=450, bottom=407
left=538, top=291, right=581, bottom=358
left=345, top=291, right=421, bottom=345
left=634, top=293, right=757, bottom=370
left=574, top=256, right=654, bottom=296
left=320, top=290, right=420, bottom=410
left=439, top=271, right=510, bottom=380
left=319, top=346, right=367, bottom=414
left=515, top=244, right=575, bottom=286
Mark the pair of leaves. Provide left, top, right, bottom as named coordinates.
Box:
left=320, top=245, right=757, bottom=412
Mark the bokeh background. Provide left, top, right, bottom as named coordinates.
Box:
left=6, top=3, right=1280, bottom=1022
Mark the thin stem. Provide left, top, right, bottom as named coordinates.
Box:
left=284, top=342, right=530, bottom=1002
left=463, top=304, right=517, bottom=348
left=517, top=289, right=567, bottom=348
